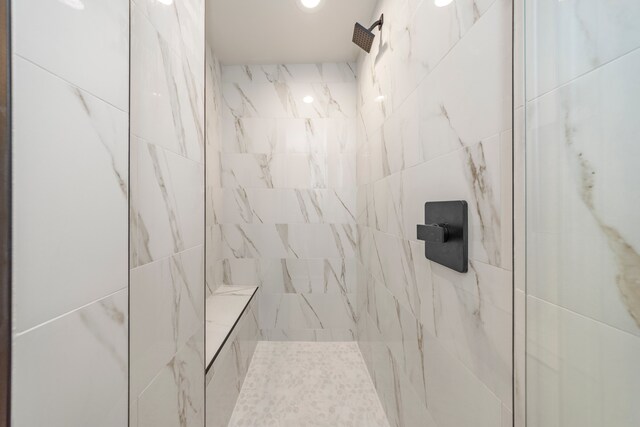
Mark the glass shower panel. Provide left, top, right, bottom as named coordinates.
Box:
left=525, top=1, right=640, bottom=426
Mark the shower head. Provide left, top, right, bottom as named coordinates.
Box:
left=352, top=14, right=384, bottom=53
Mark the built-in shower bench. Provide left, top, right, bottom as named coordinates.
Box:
left=205, top=285, right=259, bottom=372
left=205, top=285, right=260, bottom=425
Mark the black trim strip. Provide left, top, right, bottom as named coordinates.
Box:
left=205, top=288, right=258, bottom=374
left=0, top=0, right=11, bottom=424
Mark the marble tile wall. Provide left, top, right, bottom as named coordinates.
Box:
left=11, top=1, right=129, bottom=425
left=211, top=63, right=358, bottom=340
left=355, top=0, right=514, bottom=426
left=129, top=0, right=205, bottom=426
left=205, top=296, right=259, bottom=427
left=206, top=44, right=224, bottom=296
left=524, top=1, right=640, bottom=426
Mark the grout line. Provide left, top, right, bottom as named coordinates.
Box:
left=526, top=295, right=640, bottom=341
left=526, top=44, right=640, bottom=103
left=14, top=286, right=128, bottom=338
left=14, top=53, right=128, bottom=114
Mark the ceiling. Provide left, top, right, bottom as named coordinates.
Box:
left=206, top=0, right=378, bottom=65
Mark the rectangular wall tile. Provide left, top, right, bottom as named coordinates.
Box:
left=356, top=0, right=514, bottom=424
left=12, top=56, right=128, bottom=333
left=13, top=0, right=129, bottom=110
left=12, top=290, right=128, bottom=427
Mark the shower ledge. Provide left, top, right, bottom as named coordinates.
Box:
left=205, top=285, right=258, bottom=372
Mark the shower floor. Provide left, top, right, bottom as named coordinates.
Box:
left=228, top=341, right=390, bottom=427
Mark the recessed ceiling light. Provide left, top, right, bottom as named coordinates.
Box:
left=303, top=95, right=314, bottom=104
left=300, top=0, right=322, bottom=8
left=434, top=0, right=453, bottom=7
left=58, top=0, right=85, bottom=10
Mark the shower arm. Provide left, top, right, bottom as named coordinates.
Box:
left=368, top=14, right=384, bottom=32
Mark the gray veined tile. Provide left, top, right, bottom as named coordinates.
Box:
left=137, top=330, right=205, bottom=427
left=279, top=63, right=357, bottom=83
left=131, top=4, right=204, bottom=162
left=12, top=56, right=128, bottom=332
left=13, top=290, right=128, bottom=427
left=431, top=260, right=513, bottom=407
left=132, top=137, right=204, bottom=266
left=526, top=0, right=640, bottom=101
left=135, top=0, right=205, bottom=78
left=527, top=297, right=640, bottom=427
left=13, top=0, right=129, bottom=110
left=526, top=46, right=640, bottom=337
left=222, top=64, right=280, bottom=84
left=259, top=293, right=357, bottom=331
left=130, top=246, right=203, bottom=398
left=258, top=258, right=356, bottom=295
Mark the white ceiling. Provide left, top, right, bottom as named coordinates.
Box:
left=206, top=0, right=378, bottom=65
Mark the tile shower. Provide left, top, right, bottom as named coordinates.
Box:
left=355, top=0, right=513, bottom=425
left=6, top=0, right=639, bottom=427
left=208, top=62, right=358, bottom=341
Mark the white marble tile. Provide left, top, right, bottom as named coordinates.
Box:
left=229, top=342, right=389, bottom=427
left=205, top=286, right=257, bottom=365
left=12, top=57, right=128, bottom=332
left=219, top=223, right=356, bottom=260
left=287, top=223, right=357, bottom=259
left=135, top=0, right=204, bottom=79
left=365, top=274, right=428, bottom=406
left=222, top=65, right=280, bottom=84
left=526, top=48, right=640, bottom=336
left=356, top=0, right=514, bottom=422
left=527, top=297, right=640, bottom=427
left=206, top=298, right=259, bottom=427
left=206, top=342, right=242, bottom=427
left=206, top=47, right=223, bottom=150
left=216, top=63, right=357, bottom=343
left=132, top=137, right=204, bottom=266
left=13, top=0, right=129, bottom=110
left=205, top=321, right=229, bottom=366
left=130, top=245, right=203, bottom=398
left=423, top=329, right=503, bottom=427
left=221, top=117, right=343, bottom=159
left=223, top=81, right=356, bottom=120
left=222, top=82, right=288, bottom=119
left=206, top=295, right=252, bottom=327
left=259, top=258, right=356, bottom=294
left=131, top=4, right=204, bottom=162
left=431, top=260, right=512, bottom=407
left=279, top=63, right=357, bottom=83
left=526, top=0, right=640, bottom=101
left=358, top=311, right=436, bottom=427
left=259, top=293, right=356, bottom=331
left=219, top=224, right=289, bottom=259
left=137, top=330, right=204, bottom=427
left=221, top=117, right=278, bottom=153
left=216, top=188, right=355, bottom=224
left=415, top=0, right=512, bottom=163
left=213, top=284, right=257, bottom=297
left=12, top=290, right=128, bottom=427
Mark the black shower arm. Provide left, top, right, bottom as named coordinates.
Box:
left=368, top=14, right=384, bottom=32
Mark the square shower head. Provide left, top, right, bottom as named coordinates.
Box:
left=352, top=22, right=375, bottom=53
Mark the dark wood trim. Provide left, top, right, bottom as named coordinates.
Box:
left=0, top=0, right=11, bottom=424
